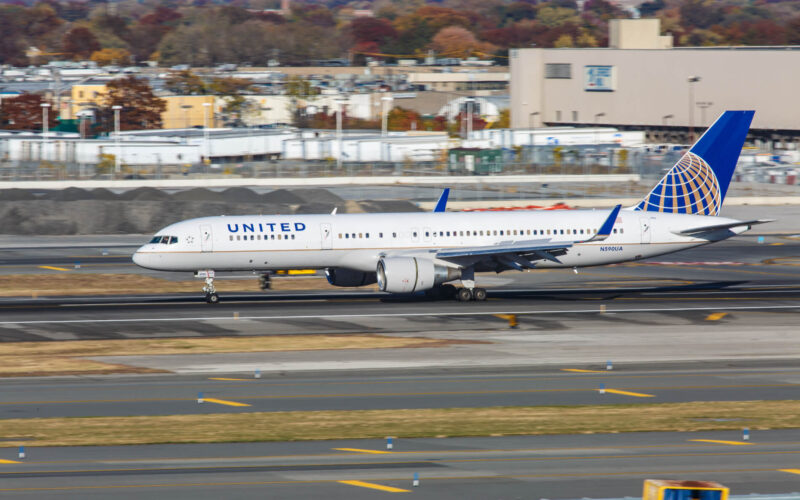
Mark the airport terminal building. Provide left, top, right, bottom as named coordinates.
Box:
left=510, top=20, right=800, bottom=148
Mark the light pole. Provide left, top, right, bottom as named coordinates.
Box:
left=380, top=95, right=393, bottom=137
left=336, top=97, right=346, bottom=170
left=593, top=112, right=605, bottom=145
left=687, top=76, right=701, bottom=143
left=40, top=102, right=50, bottom=160
left=181, top=104, right=192, bottom=142
left=112, top=105, right=122, bottom=176
left=464, top=97, right=476, bottom=139
left=202, top=102, right=211, bottom=166
left=696, top=101, right=713, bottom=132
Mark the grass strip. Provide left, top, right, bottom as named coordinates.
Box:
left=0, top=400, right=796, bottom=447
left=0, top=335, right=471, bottom=377
left=0, top=273, right=366, bottom=297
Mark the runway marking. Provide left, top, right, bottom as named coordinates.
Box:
left=37, top=266, right=70, bottom=272
left=209, top=378, right=253, bottom=382
left=705, top=312, right=728, bottom=321
left=561, top=369, right=607, bottom=373
left=603, top=389, right=655, bottom=398
left=3, top=304, right=800, bottom=326
left=334, top=448, right=391, bottom=454
left=779, top=469, right=800, bottom=475
left=201, top=398, right=251, bottom=407
left=0, top=459, right=20, bottom=464
left=689, top=439, right=752, bottom=446
left=338, top=480, right=409, bottom=493
left=1, top=383, right=796, bottom=406
left=771, top=243, right=785, bottom=246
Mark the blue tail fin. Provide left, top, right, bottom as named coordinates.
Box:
left=633, top=110, right=754, bottom=216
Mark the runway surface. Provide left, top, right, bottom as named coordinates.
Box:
left=2, top=430, right=800, bottom=499
left=2, top=363, right=800, bottom=419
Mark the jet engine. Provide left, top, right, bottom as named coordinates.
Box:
left=325, top=268, right=377, bottom=287
left=376, top=257, right=461, bottom=293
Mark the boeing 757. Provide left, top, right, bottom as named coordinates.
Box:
left=133, top=110, right=768, bottom=303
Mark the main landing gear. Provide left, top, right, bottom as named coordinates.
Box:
left=199, top=270, right=219, bottom=304
left=456, top=286, right=487, bottom=302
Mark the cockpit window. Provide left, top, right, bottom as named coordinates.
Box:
left=150, top=235, right=178, bottom=244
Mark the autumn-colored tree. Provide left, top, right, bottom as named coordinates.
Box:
left=386, top=107, right=421, bottom=131
left=90, top=48, right=132, bottom=66
left=0, top=94, right=56, bottom=131
left=63, top=27, right=101, bottom=60
left=0, top=6, right=28, bottom=65
left=98, top=76, right=166, bottom=132
left=209, top=77, right=253, bottom=125
left=430, top=26, right=496, bottom=58
left=165, top=70, right=207, bottom=95
left=488, top=108, right=510, bottom=129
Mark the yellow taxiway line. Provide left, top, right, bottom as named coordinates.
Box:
left=0, top=459, right=20, bottom=464
left=689, top=439, right=752, bottom=446
left=201, top=398, right=251, bottom=407
left=780, top=469, right=800, bottom=475
left=208, top=378, right=253, bottom=382
left=705, top=312, right=728, bottom=321
left=333, top=448, right=391, bottom=454
left=561, top=369, right=607, bottom=373
left=37, top=266, right=71, bottom=272
left=338, top=480, right=409, bottom=493
left=604, top=389, right=655, bottom=398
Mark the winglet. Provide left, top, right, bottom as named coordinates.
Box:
left=433, top=188, right=450, bottom=213
left=587, top=204, right=621, bottom=242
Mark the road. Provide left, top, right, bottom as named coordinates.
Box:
left=2, top=430, right=800, bottom=499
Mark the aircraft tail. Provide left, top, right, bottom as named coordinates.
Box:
left=633, top=110, right=754, bottom=216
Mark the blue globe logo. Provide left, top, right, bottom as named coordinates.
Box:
left=638, top=152, right=721, bottom=216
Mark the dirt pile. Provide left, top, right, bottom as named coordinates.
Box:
left=0, top=187, right=422, bottom=234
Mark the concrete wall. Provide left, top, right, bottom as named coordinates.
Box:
left=510, top=47, right=800, bottom=132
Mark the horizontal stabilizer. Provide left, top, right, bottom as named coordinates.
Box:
left=675, top=219, right=773, bottom=236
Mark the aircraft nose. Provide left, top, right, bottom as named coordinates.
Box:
left=132, top=247, right=148, bottom=268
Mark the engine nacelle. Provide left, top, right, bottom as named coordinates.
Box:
left=325, top=268, right=377, bottom=287
left=376, top=257, right=461, bottom=293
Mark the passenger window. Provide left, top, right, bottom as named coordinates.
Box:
left=480, top=230, right=484, bottom=236
left=237, top=235, right=241, bottom=241
left=230, top=235, right=233, bottom=241
left=292, top=234, right=295, bottom=239
left=392, top=232, right=397, bottom=238
left=613, top=229, right=617, bottom=234
left=338, top=233, right=342, bottom=239
left=547, top=230, right=551, bottom=235
left=345, top=234, right=349, bottom=239
left=425, top=232, right=429, bottom=237
left=271, top=234, right=275, bottom=240
left=379, top=233, right=383, bottom=238
left=440, top=231, right=444, bottom=237
left=278, top=234, right=282, bottom=240
left=366, top=233, right=369, bottom=238
left=560, top=229, right=564, bottom=235
left=459, top=231, right=463, bottom=236
left=352, top=233, right=356, bottom=239
left=413, top=232, right=417, bottom=237
left=620, top=228, right=624, bottom=234
left=251, top=235, right=255, bottom=240
left=500, top=230, right=504, bottom=236
left=446, top=231, right=450, bottom=236
left=359, top=233, right=363, bottom=238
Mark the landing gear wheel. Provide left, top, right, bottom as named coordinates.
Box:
left=457, top=287, right=473, bottom=302
left=472, top=288, right=487, bottom=301
left=440, top=284, right=458, bottom=299
left=205, top=292, right=220, bottom=304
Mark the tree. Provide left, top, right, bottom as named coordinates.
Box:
left=0, top=94, right=56, bottom=130
left=679, top=0, right=724, bottom=30
left=285, top=76, right=319, bottom=127
left=90, top=48, right=132, bottom=66
left=98, top=76, right=166, bottom=132
left=430, top=26, right=495, bottom=58
left=0, top=5, right=28, bottom=65
left=553, top=33, right=574, bottom=47
left=387, top=107, right=422, bottom=131
left=63, top=27, right=101, bottom=60
left=209, top=77, right=253, bottom=125
left=165, top=70, right=207, bottom=95
left=489, top=108, right=510, bottom=129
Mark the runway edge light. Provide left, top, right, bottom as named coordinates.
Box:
left=413, top=472, right=419, bottom=487
left=743, top=428, right=750, bottom=441
left=599, top=383, right=606, bottom=394
left=386, top=436, right=393, bottom=450
left=18, top=446, right=25, bottom=459
left=197, top=392, right=204, bottom=404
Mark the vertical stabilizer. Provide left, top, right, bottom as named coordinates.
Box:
left=633, top=110, right=754, bottom=216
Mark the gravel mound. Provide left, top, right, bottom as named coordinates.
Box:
left=119, top=187, right=171, bottom=201
left=294, top=202, right=337, bottom=214
left=290, top=188, right=345, bottom=205
left=220, top=187, right=262, bottom=203
left=172, top=188, right=226, bottom=202
left=261, top=188, right=305, bottom=204
left=41, top=187, right=92, bottom=201
left=0, top=189, right=36, bottom=201
left=90, top=188, right=118, bottom=200
left=358, top=200, right=423, bottom=213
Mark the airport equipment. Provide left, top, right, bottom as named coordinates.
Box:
left=386, top=437, right=393, bottom=450
left=599, top=383, right=606, bottom=394
left=197, top=392, right=204, bottom=404
left=18, top=446, right=25, bottom=459
left=254, top=369, right=261, bottom=379
left=607, top=360, right=613, bottom=370
left=743, top=428, right=750, bottom=441
left=643, top=479, right=728, bottom=500
left=413, top=472, right=419, bottom=487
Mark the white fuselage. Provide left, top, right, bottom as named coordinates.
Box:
left=132, top=209, right=746, bottom=274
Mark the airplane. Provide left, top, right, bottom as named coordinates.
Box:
left=133, top=110, right=769, bottom=304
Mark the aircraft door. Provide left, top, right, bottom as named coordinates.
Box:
left=639, top=218, right=651, bottom=244
left=320, top=223, right=333, bottom=250
left=200, top=224, right=213, bottom=252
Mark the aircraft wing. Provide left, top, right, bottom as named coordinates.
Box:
left=675, top=219, right=773, bottom=236
left=433, top=205, right=622, bottom=271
